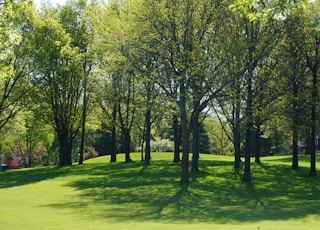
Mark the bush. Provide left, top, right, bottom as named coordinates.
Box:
left=150, top=137, right=174, bottom=152
left=84, top=146, right=99, bottom=160
left=6, top=158, right=19, bottom=169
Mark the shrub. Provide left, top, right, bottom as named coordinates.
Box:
left=84, top=146, right=99, bottom=160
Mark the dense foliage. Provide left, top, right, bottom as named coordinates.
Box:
left=0, top=0, right=319, bottom=182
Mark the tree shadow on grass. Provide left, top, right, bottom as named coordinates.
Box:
left=0, top=161, right=130, bottom=189
left=0, top=166, right=73, bottom=189
left=45, top=158, right=320, bottom=225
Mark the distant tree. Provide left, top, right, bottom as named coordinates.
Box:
left=198, top=121, right=211, bottom=154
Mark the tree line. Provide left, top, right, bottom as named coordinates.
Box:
left=0, top=0, right=319, bottom=182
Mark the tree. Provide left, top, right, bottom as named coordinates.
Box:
left=276, top=12, right=309, bottom=170
left=0, top=0, right=34, bottom=132
left=138, top=0, right=225, bottom=181
left=58, top=0, right=93, bottom=165
left=31, top=5, right=85, bottom=166
left=230, top=0, right=290, bottom=182
left=91, top=1, right=139, bottom=163
left=304, top=2, right=320, bottom=176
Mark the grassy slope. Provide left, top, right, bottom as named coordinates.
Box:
left=0, top=153, right=320, bottom=230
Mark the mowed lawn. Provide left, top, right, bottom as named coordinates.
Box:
left=1, top=153, right=320, bottom=230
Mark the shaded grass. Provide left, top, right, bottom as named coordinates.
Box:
left=1, top=153, right=320, bottom=229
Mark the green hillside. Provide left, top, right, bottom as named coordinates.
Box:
left=1, top=153, right=319, bottom=230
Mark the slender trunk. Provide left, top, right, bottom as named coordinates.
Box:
left=78, top=93, right=88, bottom=165
left=310, top=64, right=317, bottom=176
left=310, top=106, right=316, bottom=176
left=123, top=130, right=132, bottom=163
left=180, top=84, right=189, bottom=183
left=191, top=112, right=199, bottom=172
left=25, top=136, right=31, bottom=168
left=173, top=115, right=181, bottom=162
left=140, top=130, right=145, bottom=161
left=255, top=116, right=261, bottom=164
left=144, top=109, right=151, bottom=165
left=291, top=73, right=300, bottom=169
left=234, top=128, right=241, bottom=169
left=292, top=122, right=299, bottom=170
left=243, top=19, right=255, bottom=182
left=243, top=74, right=252, bottom=183
left=110, top=104, right=117, bottom=162
left=234, top=85, right=241, bottom=169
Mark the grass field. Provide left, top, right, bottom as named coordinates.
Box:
left=1, top=153, right=320, bottom=230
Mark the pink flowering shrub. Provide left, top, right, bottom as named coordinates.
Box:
left=6, top=145, right=23, bottom=169
left=30, top=144, right=48, bottom=166
left=5, top=144, right=49, bottom=169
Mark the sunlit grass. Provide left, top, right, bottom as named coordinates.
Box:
left=1, top=152, right=320, bottom=229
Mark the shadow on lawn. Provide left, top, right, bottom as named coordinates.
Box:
left=0, top=166, right=71, bottom=189
left=47, top=159, right=320, bottom=224
left=0, top=163, right=104, bottom=189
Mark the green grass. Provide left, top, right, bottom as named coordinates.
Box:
left=1, top=153, right=320, bottom=229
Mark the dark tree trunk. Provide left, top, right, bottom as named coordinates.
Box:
left=110, top=104, right=117, bottom=163
left=292, top=122, right=299, bottom=170
left=173, top=115, right=181, bottom=162
left=144, top=109, right=151, bottom=165
left=243, top=127, right=252, bottom=182
left=291, top=72, right=300, bottom=169
left=78, top=92, right=88, bottom=165
left=309, top=56, right=318, bottom=176
left=310, top=104, right=317, bottom=176
left=234, top=82, right=241, bottom=169
left=180, top=84, right=190, bottom=183
left=243, top=74, right=252, bottom=183
left=255, top=116, right=261, bottom=164
left=123, top=130, right=132, bottom=163
left=243, top=19, right=255, bottom=183
left=234, top=129, right=241, bottom=169
left=191, top=112, right=200, bottom=172
left=58, top=132, right=73, bottom=166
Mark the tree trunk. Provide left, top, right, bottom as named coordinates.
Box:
left=292, top=121, right=299, bottom=170
left=110, top=104, right=117, bottom=163
left=191, top=112, right=200, bottom=172
left=144, top=109, right=151, bottom=165
left=309, top=60, right=317, bottom=176
left=180, top=84, right=190, bottom=183
left=78, top=92, right=88, bottom=165
left=255, top=116, right=261, bottom=164
left=234, top=85, right=241, bottom=169
left=123, top=130, right=132, bottom=163
left=243, top=74, right=252, bottom=183
left=58, top=132, right=72, bottom=166
left=173, top=115, right=181, bottom=162
left=310, top=105, right=316, bottom=176
left=234, top=129, right=241, bottom=169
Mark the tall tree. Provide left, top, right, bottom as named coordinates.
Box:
left=0, top=0, right=34, bottom=132
left=31, top=5, right=84, bottom=166
left=305, top=2, right=320, bottom=176
left=138, top=0, right=225, bottom=181
left=91, top=0, right=139, bottom=163
left=277, top=12, right=309, bottom=170
left=58, top=0, right=93, bottom=165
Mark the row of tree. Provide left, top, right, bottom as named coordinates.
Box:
left=0, top=0, right=319, bottom=183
